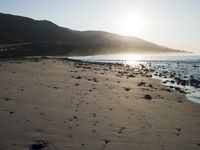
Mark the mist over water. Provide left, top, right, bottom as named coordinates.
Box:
left=69, top=54, right=200, bottom=104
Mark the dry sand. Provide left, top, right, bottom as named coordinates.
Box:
left=0, top=58, right=199, bottom=150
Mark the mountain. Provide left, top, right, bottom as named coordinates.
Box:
left=0, top=13, right=187, bottom=57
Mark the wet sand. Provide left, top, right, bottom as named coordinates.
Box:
left=0, top=58, right=199, bottom=150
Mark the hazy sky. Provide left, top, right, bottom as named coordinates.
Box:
left=0, top=0, right=200, bottom=53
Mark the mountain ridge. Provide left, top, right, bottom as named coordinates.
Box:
left=0, top=12, right=187, bottom=57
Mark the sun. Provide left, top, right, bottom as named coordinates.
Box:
left=118, top=13, right=145, bottom=36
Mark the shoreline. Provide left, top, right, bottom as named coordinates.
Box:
left=0, top=58, right=200, bottom=150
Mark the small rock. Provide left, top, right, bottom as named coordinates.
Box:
left=149, top=84, right=153, bottom=88
left=144, top=94, right=152, bottom=100
left=166, top=89, right=172, bottom=92
left=124, top=87, right=131, bottom=91
left=9, top=111, right=14, bottom=114
left=76, top=76, right=82, bottom=79
left=175, top=87, right=180, bottom=91
left=170, top=80, right=175, bottom=84
left=104, top=140, right=110, bottom=144
left=127, top=74, right=135, bottom=78
left=73, top=116, right=78, bottom=119
left=137, top=81, right=146, bottom=86
left=5, top=98, right=11, bottom=101
left=29, top=140, right=47, bottom=150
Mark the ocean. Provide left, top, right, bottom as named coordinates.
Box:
left=69, top=54, right=200, bottom=104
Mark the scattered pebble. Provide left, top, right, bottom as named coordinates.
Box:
left=144, top=94, right=152, bottom=100
left=29, top=140, right=48, bottom=150
left=137, top=81, right=146, bottom=86
left=124, top=87, right=131, bottom=91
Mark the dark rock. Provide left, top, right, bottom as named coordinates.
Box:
left=76, top=76, right=82, bottom=79
left=92, top=78, right=98, bottom=82
left=166, top=89, right=172, bottom=92
left=180, top=80, right=187, bottom=86
left=5, top=98, right=11, bottom=101
left=75, top=83, right=80, bottom=86
left=190, top=79, right=200, bottom=88
left=104, top=140, right=110, bottom=144
left=177, top=100, right=183, bottom=103
left=193, top=65, right=199, bottom=68
left=137, top=81, right=146, bottom=86
left=175, top=87, right=180, bottom=91
left=170, top=80, right=175, bottom=84
left=179, top=90, right=187, bottom=94
left=144, top=94, right=152, bottom=100
left=149, top=84, right=153, bottom=88
left=9, top=111, right=14, bottom=114
left=127, top=74, right=135, bottom=78
left=162, top=81, right=167, bottom=84
left=29, top=140, right=47, bottom=150
left=124, top=87, right=131, bottom=91
left=73, top=116, right=78, bottom=119
left=145, top=74, right=152, bottom=77
left=170, top=74, right=175, bottom=78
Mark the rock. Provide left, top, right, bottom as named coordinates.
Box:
left=34, top=58, right=39, bottom=62
left=144, top=94, right=152, bottom=100
left=162, top=81, right=167, bottom=84
left=137, top=81, right=146, bottom=86
left=92, top=78, right=98, bottom=82
left=29, top=140, right=48, bottom=150
left=193, top=65, right=199, bottom=68
left=124, top=87, right=131, bottom=91
left=9, top=111, right=14, bottom=114
left=73, top=116, right=78, bottom=119
left=170, top=80, right=175, bottom=84
left=149, top=84, right=153, bottom=88
left=177, top=100, right=183, bottom=103
left=190, top=79, right=200, bottom=88
left=180, top=90, right=187, bottom=94
left=127, top=74, right=135, bottom=78
left=166, top=89, right=172, bottom=92
left=5, top=98, right=11, bottom=101
left=181, top=80, right=187, bottom=86
left=104, top=140, right=110, bottom=144
left=76, top=76, right=82, bottom=79
left=175, top=87, right=180, bottom=91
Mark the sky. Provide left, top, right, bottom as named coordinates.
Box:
left=0, top=0, right=200, bottom=53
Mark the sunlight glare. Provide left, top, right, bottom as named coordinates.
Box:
left=119, top=54, right=143, bottom=66
left=121, top=54, right=142, bottom=60
left=118, top=13, right=145, bottom=36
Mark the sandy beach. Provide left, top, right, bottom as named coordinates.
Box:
left=0, top=58, right=199, bottom=150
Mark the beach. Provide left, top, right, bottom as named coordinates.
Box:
left=0, top=58, right=200, bottom=150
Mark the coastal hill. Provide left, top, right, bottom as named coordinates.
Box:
left=0, top=13, right=186, bottom=57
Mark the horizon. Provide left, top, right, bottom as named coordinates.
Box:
left=0, top=0, right=200, bottom=53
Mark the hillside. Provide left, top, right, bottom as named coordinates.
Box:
left=0, top=13, right=186, bottom=57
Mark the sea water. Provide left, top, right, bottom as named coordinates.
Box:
left=69, top=54, right=200, bottom=104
